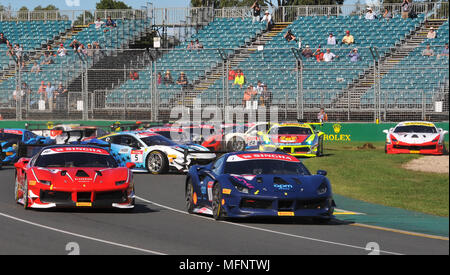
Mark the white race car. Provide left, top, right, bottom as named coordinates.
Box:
left=223, top=122, right=271, bottom=152
left=98, top=131, right=216, bottom=174
left=383, top=121, right=448, bottom=155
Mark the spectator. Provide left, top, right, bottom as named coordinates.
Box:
left=104, top=16, right=117, bottom=32
left=176, top=72, right=189, bottom=89
left=243, top=85, right=257, bottom=107
left=255, top=80, right=264, bottom=96
left=157, top=72, right=162, bottom=85
left=13, top=85, right=24, bottom=102
left=44, top=45, right=54, bottom=56
left=260, top=84, right=272, bottom=107
left=86, top=43, right=94, bottom=58
left=14, top=44, right=23, bottom=62
left=348, top=48, right=360, bottom=62
left=69, top=39, right=81, bottom=52
left=251, top=1, right=261, bottom=23
left=94, top=17, right=105, bottom=30
left=314, top=47, right=324, bottom=62
left=427, top=27, right=436, bottom=39
left=327, top=33, right=336, bottom=45
left=0, top=32, right=9, bottom=45
left=163, top=70, right=174, bottom=86
left=342, top=30, right=354, bottom=45
left=383, top=8, right=392, bottom=21
left=228, top=68, right=236, bottom=81
left=194, top=39, right=204, bottom=50
left=93, top=41, right=103, bottom=61
left=45, top=82, right=55, bottom=110
left=317, top=108, right=328, bottom=122
left=37, top=81, right=47, bottom=101
left=6, top=43, right=17, bottom=65
left=55, top=82, right=68, bottom=110
left=30, top=62, right=40, bottom=73
left=302, top=45, right=314, bottom=58
left=129, top=71, right=139, bottom=81
left=323, top=48, right=338, bottom=62
left=365, top=8, right=376, bottom=20
left=284, top=29, right=297, bottom=42
left=41, top=52, right=54, bottom=65
left=261, top=10, right=273, bottom=31
left=437, top=43, right=449, bottom=59
left=422, top=45, right=434, bottom=57
left=401, top=0, right=411, bottom=19
left=57, top=44, right=67, bottom=57
left=233, top=69, right=245, bottom=88
left=187, top=40, right=195, bottom=50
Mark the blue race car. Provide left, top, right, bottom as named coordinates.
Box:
left=0, top=129, right=54, bottom=165
left=185, top=152, right=335, bottom=221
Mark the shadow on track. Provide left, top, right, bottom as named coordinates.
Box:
left=34, top=203, right=157, bottom=214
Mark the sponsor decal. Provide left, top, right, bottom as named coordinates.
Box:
left=131, top=150, right=144, bottom=163
left=149, top=127, right=183, bottom=132
left=222, top=188, right=232, bottom=195
left=273, top=184, right=293, bottom=191
left=227, top=153, right=299, bottom=162
left=41, top=147, right=109, bottom=155
left=76, top=202, right=92, bottom=207
left=278, top=211, right=295, bottom=216
left=3, top=129, right=23, bottom=135
left=324, top=123, right=351, bottom=142
left=403, top=122, right=435, bottom=127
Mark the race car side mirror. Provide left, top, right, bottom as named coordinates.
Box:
left=126, top=162, right=136, bottom=169
left=382, top=130, right=389, bottom=134
left=257, top=131, right=264, bottom=136
left=316, top=170, right=327, bottom=176
left=14, top=162, right=25, bottom=170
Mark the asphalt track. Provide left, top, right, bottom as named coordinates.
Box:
left=0, top=168, right=448, bottom=255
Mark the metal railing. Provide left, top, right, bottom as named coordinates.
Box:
left=1, top=46, right=448, bottom=122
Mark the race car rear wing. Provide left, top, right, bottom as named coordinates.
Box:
left=16, top=140, right=112, bottom=159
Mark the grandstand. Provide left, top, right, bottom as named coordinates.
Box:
left=0, top=2, right=448, bottom=122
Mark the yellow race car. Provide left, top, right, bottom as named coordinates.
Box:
left=255, top=123, right=325, bottom=157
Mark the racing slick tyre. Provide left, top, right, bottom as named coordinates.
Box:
left=316, top=136, right=324, bottom=157
left=228, top=137, right=246, bottom=152
left=185, top=178, right=195, bottom=214
left=22, top=176, right=29, bottom=210
left=14, top=174, right=20, bottom=204
left=212, top=183, right=226, bottom=221
left=146, top=151, right=169, bottom=174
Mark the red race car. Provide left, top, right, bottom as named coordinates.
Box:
left=14, top=145, right=136, bottom=210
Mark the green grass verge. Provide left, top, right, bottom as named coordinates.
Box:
left=302, top=141, right=449, bottom=217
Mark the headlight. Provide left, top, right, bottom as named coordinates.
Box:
left=230, top=177, right=249, bottom=194
left=317, top=182, right=328, bottom=195
left=39, top=180, right=52, bottom=186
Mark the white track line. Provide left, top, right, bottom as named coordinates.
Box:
left=0, top=212, right=167, bottom=255
left=136, top=196, right=403, bottom=255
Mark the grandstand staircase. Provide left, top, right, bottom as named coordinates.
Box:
left=338, top=18, right=448, bottom=108
left=174, top=23, right=291, bottom=107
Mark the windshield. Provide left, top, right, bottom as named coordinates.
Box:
left=224, top=160, right=310, bottom=175
left=394, top=126, right=437, bottom=134
left=269, top=126, right=312, bottom=135
left=154, top=131, right=191, bottom=143
left=140, top=135, right=178, bottom=146
left=0, top=133, right=22, bottom=143
left=35, top=152, right=118, bottom=168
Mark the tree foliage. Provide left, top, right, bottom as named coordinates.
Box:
left=96, top=0, right=132, bottom=10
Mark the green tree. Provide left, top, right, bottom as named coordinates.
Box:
left=96, top=0, right=132, bottom=10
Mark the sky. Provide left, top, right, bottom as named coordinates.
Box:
left=1, top=0, right=192, bottom=10
left=1, top=0, right=369, bottom=11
